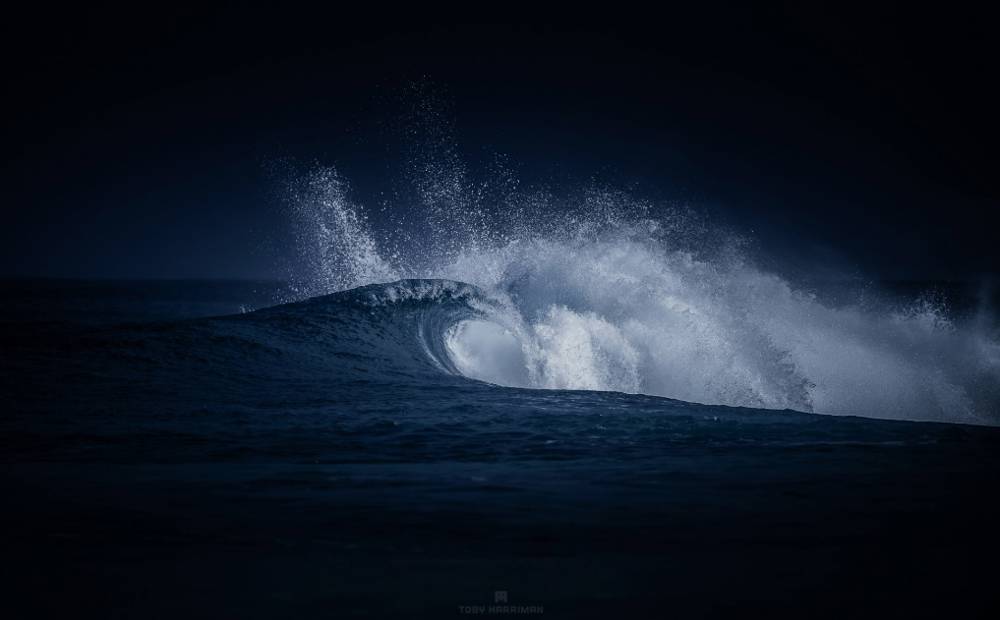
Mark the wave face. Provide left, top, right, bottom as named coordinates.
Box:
left=278, top=160, right=999, bottom=425
left=249, top=278, right=509, bottom=384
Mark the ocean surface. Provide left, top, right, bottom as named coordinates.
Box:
left=4, top=152, right=1000, bottom=618
left=2, top=277, right=1000, bottom=618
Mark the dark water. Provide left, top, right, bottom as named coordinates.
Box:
left=2, top=279, right=1000, bottom=618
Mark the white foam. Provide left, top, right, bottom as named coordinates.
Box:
left=445, top=320, right=532, bottom=388
left=285, top=166, right=1000, bottom=424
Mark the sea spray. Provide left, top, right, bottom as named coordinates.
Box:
left=279, top=129, right=1000, bottom=423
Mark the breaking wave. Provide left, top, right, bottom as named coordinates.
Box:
left=276, top=116, right=999, bottom=424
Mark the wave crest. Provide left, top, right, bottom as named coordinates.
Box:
left=278, top=164, right=1000, bottom=424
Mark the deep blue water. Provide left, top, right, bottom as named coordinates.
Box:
left=2, top=279, right=1000, bottom=618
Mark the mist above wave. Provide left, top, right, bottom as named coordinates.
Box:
left=278, top=104, right=999, bottom=423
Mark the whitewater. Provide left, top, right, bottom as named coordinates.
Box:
left=6, top=121, right=1000, bottom=620
left=282, top=165, right=999, bottom=424
left=7, top=96, right=1000, bottom=620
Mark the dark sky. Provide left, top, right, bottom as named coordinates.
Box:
left=2, top=4, right=998, bottom=280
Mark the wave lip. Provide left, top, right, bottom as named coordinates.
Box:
left=241, top=279, right=512, bottom=384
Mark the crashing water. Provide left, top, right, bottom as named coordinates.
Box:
left=7, top=107, right=1000, bottom=620
left=282, top=161, right=999, bottom=424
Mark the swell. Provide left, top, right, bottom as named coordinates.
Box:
left=2, top=277, right=997, bottom=436
left=255, top=277, right=1000, bottom=425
